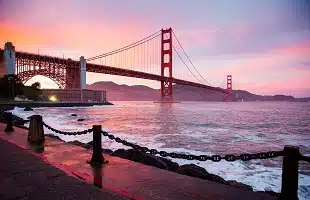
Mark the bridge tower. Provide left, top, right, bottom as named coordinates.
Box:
left=65, top=57, right=86, bottom=89
left=160, top=28, right=173, bottom=101
left=225, top=75, right=233, bottom=101
left=80, top=56, right=86, bottom=89
left=0, top=42, right=15, bottom=78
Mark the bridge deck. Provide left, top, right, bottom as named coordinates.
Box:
left=14, top=51, right=229, bottom=94
left=0, top=123, right=276, bottom=200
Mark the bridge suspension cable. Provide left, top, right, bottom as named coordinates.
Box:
left=172, top=31, right=212, bottom=86
left=172, top=45, right=205, bottom=85
left=86, top=30, right=161, bottom=61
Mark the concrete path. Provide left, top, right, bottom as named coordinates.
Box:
left=0, top=137, right=129, bottom=200
left=0, top=123, right=277, bottom=200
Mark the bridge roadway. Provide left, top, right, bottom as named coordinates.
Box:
left=15, top=51, right=228, bottom=94
left=0, top=123, right=276, bottom=200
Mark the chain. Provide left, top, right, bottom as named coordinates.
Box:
left=42, top=121, right=93, bottom=136
left=101, top=131, right=283, bottom=162
left=299, top=155, right=310, bottom=163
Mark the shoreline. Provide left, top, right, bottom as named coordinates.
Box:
left=0, top=101, right=113, bottom=110
left=48, top=134, right=279, bottom=197
left=0, top=109, right=279, bottom=198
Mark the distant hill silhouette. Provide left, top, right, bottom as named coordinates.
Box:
left=87, top=81, right=310, bottom=102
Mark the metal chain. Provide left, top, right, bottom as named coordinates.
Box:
left=101, top=131, right=284, bottom=162
left=42, top=121, right=93, bottom=136
left=299, top=155, right=310, bottom=163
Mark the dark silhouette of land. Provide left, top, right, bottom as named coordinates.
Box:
left=87, top=81, right=310, bottom=102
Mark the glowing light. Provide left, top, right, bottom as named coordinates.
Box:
left=49, top=95, right=57, bottom=102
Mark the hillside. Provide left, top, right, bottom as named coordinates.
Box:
left=87, top=81, right=310, bottom=102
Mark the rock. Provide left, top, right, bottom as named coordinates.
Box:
left=140, top=154, right=168, bottom=169
left=112, top=149, right=169, bottom=170
left=71, top=114, right=77, bottom=116
left=111, top=149, right=131, bottom=159
left=157, top=157, right=179, bottom=171
left=227, top=180, right=253, bottom=191
left=86, top=141, right=113, bottom=154
left=102, top=148, right=113, bottom=154
left=68, top=140, right=91, bottom=149
left=77, top=118, right=85, bottom=121
left=12, top=115, right=26, bottom=126
left=128, top=149, right=145, bottom=162
left=24, top=107, right=33, bottom=111
left=45, top=134, right=63, bottom=141
left=256, top=190, right=279, bottom=197
left=0, top=112, right=26, bottom=126
left=178, top=164, right=227, bottom=185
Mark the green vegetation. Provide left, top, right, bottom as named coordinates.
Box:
left=0, top=74, right=42, bottom=101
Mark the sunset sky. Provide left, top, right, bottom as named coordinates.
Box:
left=1, top=0, right=309, bottom=97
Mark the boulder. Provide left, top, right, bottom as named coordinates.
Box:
left=86, top=141, right=113, bottom=154
left=68, top=140, right=91, bottom=149
left=24, top=107, right=34, bottom=111
left=128, top=149, right=145, bottom=162
left=12, top=115, right=27, bottom=126
left=140, top=154, right=168, bottom=169
left=157, top=157, right=179, bottom=171
left=45, top=134, right=63, bottom=141
left=227, top=180, right=253, bottom=191
left=102, top=148, right=113, bottom=154
left=256, top=190, right=279, bottom=197
left=178, top=164, right=227, bottom=185
left=77, top=118, right=85, bottom=122
left=111, top=149, right=131, bottom=159
left=71, top=114, right=77, bottom=116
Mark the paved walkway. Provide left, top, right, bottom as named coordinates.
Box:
left=0, top=123, right=277, bottom=200
left=0, top=138, right=128, bottom=200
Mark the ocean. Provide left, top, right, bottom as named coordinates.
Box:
left=10, top=101, right=310, bottom=199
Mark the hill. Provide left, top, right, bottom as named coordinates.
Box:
left=87, top=81, right=310, bottom=102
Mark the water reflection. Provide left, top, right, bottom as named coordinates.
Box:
left=92, top=165, right=103, bottom=188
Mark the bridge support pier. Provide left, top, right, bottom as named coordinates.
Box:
left=80, top=56, right=86, bottom=89
left=0, top=42, right=15, bottom=78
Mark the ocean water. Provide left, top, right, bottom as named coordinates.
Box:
left=10, top=101, right=310, bottom=199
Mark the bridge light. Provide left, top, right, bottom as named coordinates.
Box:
left=49, top=95, right=57, bottom=102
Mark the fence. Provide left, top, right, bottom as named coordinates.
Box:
left=3, top=112, right=310, bottom=200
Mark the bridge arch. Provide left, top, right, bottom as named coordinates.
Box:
left=17, top=69, right=74, bottom=89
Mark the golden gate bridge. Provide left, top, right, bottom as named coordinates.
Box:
left=0, top=28, right=232, bottom=101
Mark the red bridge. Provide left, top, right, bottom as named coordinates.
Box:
left=0, top=28, right=232, bottom=101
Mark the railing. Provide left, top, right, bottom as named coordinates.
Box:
left=3, top=112, right=310, bottom=200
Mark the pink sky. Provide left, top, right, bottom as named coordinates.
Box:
left=1, top=0, right=309, bottom=97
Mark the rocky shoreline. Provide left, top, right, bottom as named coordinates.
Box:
left=0, top=109, right=278, bottom=197
left=51, top=136, right=278, bottom=197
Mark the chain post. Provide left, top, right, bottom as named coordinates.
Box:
left=90, top=125, right=105, bottom=165
left=4, top=112, right=15, bottom=132
left=280, top=146, right=300, bottom=200
left=28, top=115, right=45, bottom=144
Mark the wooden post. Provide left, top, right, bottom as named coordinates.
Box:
left=280, top=146, right=300, bottom=200
left=90, top=125, right=104, bottom=165
left=4, top=112, right=14, bottom=132
left=28, top=115, right=45, bottom=144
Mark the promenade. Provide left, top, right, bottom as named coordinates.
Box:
left=0, top=123, right=277, bottom=200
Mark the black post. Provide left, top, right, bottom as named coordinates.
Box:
left=4, top=112, right=15, bottom=132
left=90, top=125, right=104, bottom=165
left=28, top=115, right=45, bottom=144
left=280, top=145, right=300, bottom=200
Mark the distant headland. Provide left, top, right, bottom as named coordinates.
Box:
left=87, top=81, right=310, bottom=102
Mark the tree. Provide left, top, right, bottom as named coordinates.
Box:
left=31, top=82, right=41, bottom=89
left=0, top=74, right=25, bottom=100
